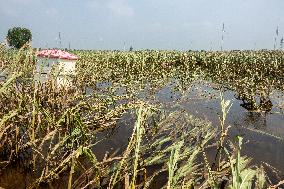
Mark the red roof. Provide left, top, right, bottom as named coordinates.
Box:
left=37, top=49, right=79, bottom=60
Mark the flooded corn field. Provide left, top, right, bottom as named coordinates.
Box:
left=0, top=47, right=284, bottom=188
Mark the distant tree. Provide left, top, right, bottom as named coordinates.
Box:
left=129, top=46, right=133, bottom=51
left=6, top=27, right=32, bottom=49
left=280, top=37, right=284, bottom=49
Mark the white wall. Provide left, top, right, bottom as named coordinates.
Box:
left=58, top=59, right=76, bottom=75
left=36, top=57, right=59, bottom=74
left=36, top=58, right=76, bottom=75
left=36, top=57, right=76, bottom=87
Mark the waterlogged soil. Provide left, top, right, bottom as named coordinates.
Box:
left=1, top=80, right=284, bottom=188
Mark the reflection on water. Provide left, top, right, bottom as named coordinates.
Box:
left=176, top=81, right=284, bottom=176
left=92, top=112, right=135, bottom=161
left=94, top=80, right=284, bottom=174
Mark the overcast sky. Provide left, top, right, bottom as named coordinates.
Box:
left=0, top=0, right=284, bottom=50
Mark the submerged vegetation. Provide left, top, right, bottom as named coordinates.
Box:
left=75, top=50, right=284, bottom=111
left=0, top=44, right=284, bottom=188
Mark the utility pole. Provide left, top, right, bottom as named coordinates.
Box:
left=58, top=32, right=62, bottom=49
left=280, top=36, right=284, bottom=50
left=189, top=41, right=193, bottom=51
left=69, top=42, right=71, bottom=50
left=274, top=26, right=279, bottom=50
left=221, top=23, right=225, bottom=51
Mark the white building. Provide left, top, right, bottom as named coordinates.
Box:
left=36, top=49, right=78, bottom=86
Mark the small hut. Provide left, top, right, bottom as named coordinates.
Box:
left=36, top=49, right=79, bottom=86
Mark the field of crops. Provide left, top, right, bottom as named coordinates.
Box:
left=0, top=44, right=284, bottom=188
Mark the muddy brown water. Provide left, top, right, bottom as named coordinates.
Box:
left=1, top=80, right=284, bottom=188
